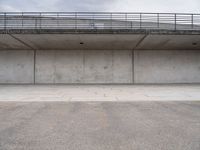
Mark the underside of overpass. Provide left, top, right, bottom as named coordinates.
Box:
left=0, top=32, right=200, bottom=84
left=0, top=12, right=200, bottom=84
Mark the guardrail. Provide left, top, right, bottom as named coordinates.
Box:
left=0, top=12, right=200, bottom=31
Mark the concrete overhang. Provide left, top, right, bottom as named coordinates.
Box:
left=0, top=29, right=200, bottom=50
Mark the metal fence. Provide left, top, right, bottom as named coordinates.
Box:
left=0, top=12, right=200, bottom=31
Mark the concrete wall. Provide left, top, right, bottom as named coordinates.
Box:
left=0, top=50, right=34, bottom=84
left=134, top=50, right=200, bottom=83
left=35, top=50, right=132, bottom=83
left=0, top=49, right=200, bottom=84
left=0, top=33, right=199, bottom=84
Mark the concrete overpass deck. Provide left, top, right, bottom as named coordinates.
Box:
left=0, top=30, right=200, bottom=51
left=0, top=12, right=200, bottom=84
left=1, top=12, right=200, bottom=51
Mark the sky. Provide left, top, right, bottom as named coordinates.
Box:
left=0, top=0, right=199, bottom=13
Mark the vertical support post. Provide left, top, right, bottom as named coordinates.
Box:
left=4, top=13, right=6, bottom=31
left=140, top=13, right=142, bottom=29
left=75, top=12, right=77, bottom=31
left=174, top=13, right=177, bottom=30
left=131, top=22, right=133, bottom=30
left=92, top=12, right=95, bottom=29
left=35, top=14, right=37, bottom=30
left=22, top=12, right=24, bottom=29
left=39, top=12, right=41, bottom=30
left=110, top=13, right=113, bottom=30
left=131, top=13, right=133, bottom=30
left=191, top=14, right=194, bottom=29
left=125, top=13, right=127, bottom=29
left=157, top=13, right=159, bottom=29
left=57, top=13, right=59, bottom=29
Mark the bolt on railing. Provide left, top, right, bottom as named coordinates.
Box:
left=0, top=12, right=200, bottom=31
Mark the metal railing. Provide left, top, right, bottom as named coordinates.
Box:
left=0, top=12, right=200, bottom=31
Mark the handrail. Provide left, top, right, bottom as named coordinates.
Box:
left=0, top=12, right=200, bottom=31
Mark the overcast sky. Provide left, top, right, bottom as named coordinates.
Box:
left=0, top=0, right=199, bottom=13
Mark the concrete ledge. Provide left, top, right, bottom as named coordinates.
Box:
left=1, top=29, right=200, bottom=35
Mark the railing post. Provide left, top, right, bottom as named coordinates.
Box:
left=110, top=13, right=112, bottom=30
left=157, top=13, right=159, bottom=29
left=57, top=13, right=59, bottom=29
left=35, top=15, right=37, bottom=29
left=140, top=13, right=142, bottom=29
left=4, top=13, right=6, bottom=31
left=39, top=12, right=41, bottom=30
left=125, top=13, right=127, bottom=29
left=22, top=12, right=24, bottom=29
left=131, top=13, right=133, bottom=29
left=191, top=14, right=194, bottom=29
left=174, top=13, right=177, bottom=30
left=75, top=12, right=77, bottom=31
left=92, top=12, right=95, bottom=29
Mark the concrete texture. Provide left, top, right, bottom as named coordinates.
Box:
left=35, top=50, right=132, bottom=84
left=134, top=50, right=200, bottom=83
left=35, top=50, right=84, bottom=83
left=0, top=50, right=34, bottom=84
left=0, top=32, right=200, bottom=84
left=12, top=34, right=144, bottom=50
left=0, top=34, right=30, bottom=50
left=112, top=50, right=133, bottom=83
left=0, top=84, right=200, bottom=101
left=0, top=49, right=200, bottom=84
left=0, top=33, right=199, bottom=51
left=137, top=35, right=200, bottom=50
left=0, top=101, right=199, bottom=150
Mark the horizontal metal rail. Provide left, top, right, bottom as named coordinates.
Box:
left=0, top=12, right=200, bottom=31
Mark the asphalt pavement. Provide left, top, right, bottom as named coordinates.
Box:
left=0, top=101, right=199, bottom=150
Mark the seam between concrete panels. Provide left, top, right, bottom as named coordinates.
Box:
left=132, top=34, right=148, bottom=84
left=53, top=51, right=56, bottom=84
left=132, top=49, right=134, bottom=84
left=83, top=50, right=85, bottom=83
left=112, top=50, right=114, bottom=83
left=9, top=34, right=37, bottom=84
left=33, top=49, right=36, bottom=84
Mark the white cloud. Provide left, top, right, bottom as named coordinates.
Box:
left=107, top=0, right=200, bottom=13
left=0, top=5, right=20, bottom=12
left=0, top=0, right=199, bottom=13
left=32, top=0, right=62, bottom=11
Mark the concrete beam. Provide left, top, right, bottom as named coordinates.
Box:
left=137, top=35, right=200, bottom=50
left=12, top=34, right=144, bottom=50
left=0, top=34, right=31, bottom=50
left=0, top=33, right=198, bottom=51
